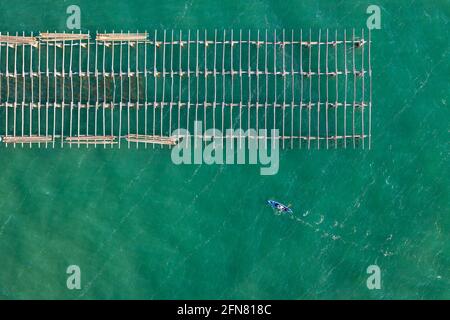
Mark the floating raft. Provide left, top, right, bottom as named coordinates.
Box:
left=1, top=135, right=53, bottom=143
left=0, top=35, right=38, bottom=46
left=39, top=32, right=90, bottom=42
left=125, top=135, right=179, bottom=146
left=96, top=33, right=148, bottom=42
left=65, top=136, right=117, bottom=145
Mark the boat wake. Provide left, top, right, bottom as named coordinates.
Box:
left=274, top=211, right=395, bottom=256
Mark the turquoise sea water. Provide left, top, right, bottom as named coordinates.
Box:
left=0, top=0, right=449, bottom=299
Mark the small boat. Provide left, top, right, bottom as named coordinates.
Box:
left=267, top=200, right=293, bottom=214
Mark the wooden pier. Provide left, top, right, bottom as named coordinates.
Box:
left=0, top=29, right=372, bottom=149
